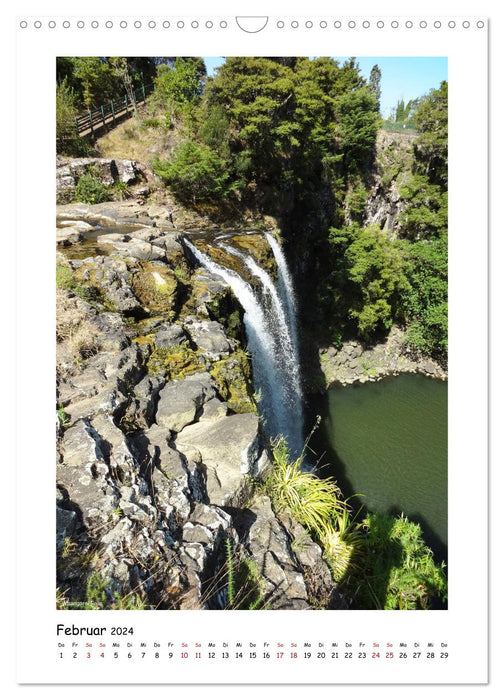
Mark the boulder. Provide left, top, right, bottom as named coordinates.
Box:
left=198, top=397, right=228, bottom=422
left=183, top=318, right=232, bottom=361
left=175, top=413, right=263, bottom=507
left=57, top=420, right=119, bottom=528
left=56, top=506, right=78, bottom=547
left=104, top=284, right=145, bottom=315
left=115, top=159, right=140, bottom=184
left=59, top=419, right=105, bottom=467
left=246, top=495, right=309, bottom=609
left=110, top=239, right=166, bottom=261
left=122, top=374, right=165, bottom=429
left=154, top=324, right=187, bottom=349
left=155, top=372, right=215, bottom=433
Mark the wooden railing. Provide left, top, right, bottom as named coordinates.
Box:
left=75, top=83, right=154, bottom=136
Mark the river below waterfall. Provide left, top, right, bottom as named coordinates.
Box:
left=307, top=373, right=448, bottom=563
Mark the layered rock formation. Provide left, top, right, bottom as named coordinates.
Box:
left=56, top=203, right=344, bottom=611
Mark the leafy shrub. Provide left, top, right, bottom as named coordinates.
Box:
left=328, top=224, right=408, bottom=340
left=153, top=141, right=231, bottom=204
left=74, top=173, right=110, bottom=204
left=344, top=512, right=447, bottom=609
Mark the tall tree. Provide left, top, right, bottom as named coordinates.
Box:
left=369, top=64, right=382, bottom=110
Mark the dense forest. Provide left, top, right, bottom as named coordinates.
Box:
left=57, top=56, right=448, bottom=365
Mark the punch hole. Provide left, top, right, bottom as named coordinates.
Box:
left=477, top=20, right=485, bottom=28
left=434, top=21, right=442, bottom=28
left=320, top=21, right=327, bottom=28
left=163, top=21, right=171, bottom=28
left=420, top=21, right=427, bottom=28
left=363, top=21, right=370, bottom=28
left=220, top=21, right=228, bottom=28
left=120, top=21, right=127, bottom=28
left=149, top=21, right=156, bottom=28
left=77, top=21, right=85, bottom=28
left=405, top=20, right=413, bottom=28
left=20, top=20, right=28, bottom=28
left=305, top=21, right=313, bottom=28
left=391, top=21, right=399, bottom=28
left=237, top=17, right=269, bottom=34
left=34, top=20, right=42, bottom=28
left=462, top=21, right=470, bottom=28
left=334, top=21, right=342, bottom=28
left=377, top=21, right=385, bottom=28
left=105, top=21, right=113, bottom=28
left=448, top=21, right=456, bottom=28
left=49, top=21, right=56, bottom=28
left=205, top=21, right=213, bottom=28
left=91, top=21, right=99, bottom=28
left=191, top=21, right=199, bottom=28
left=134, top=21, right=142, bottom=28
left=177, top=21, right=185, bottom=28
left=348, top=21, right=356, bottom=28
left=63, top=20, right=70, bottom=28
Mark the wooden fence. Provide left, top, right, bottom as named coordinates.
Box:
left=75, top=83, right=154, bottom=137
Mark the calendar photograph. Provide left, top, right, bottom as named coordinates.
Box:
left=55, top=54, right=448, bottom=613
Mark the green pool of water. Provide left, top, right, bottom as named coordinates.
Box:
left=308, top=373, right=448, bottom=562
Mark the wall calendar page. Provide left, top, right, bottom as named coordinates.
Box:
left=10, top=0, right=493, bottom=694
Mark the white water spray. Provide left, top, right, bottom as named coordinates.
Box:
left=265, top=232, right=300, bottom=366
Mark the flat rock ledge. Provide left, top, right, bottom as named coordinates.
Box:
left=318, top=325, right=447, bottom=389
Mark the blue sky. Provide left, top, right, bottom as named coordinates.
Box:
left=203, top=56, right=447, bottom=118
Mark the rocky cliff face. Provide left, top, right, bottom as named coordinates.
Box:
left=56, top=200, right=344, bottom=611
left=362, top=129, right=417, bottom=236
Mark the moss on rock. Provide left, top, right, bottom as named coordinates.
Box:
left=210, top=350, right=256, bottom=414
left=147, top=342, right=205, bottom=380
left=131, top=262, right=179, bottom=317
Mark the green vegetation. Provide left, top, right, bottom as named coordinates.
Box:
left=58, top=56, right=447, bottom=360
left=327, top=224, right=408, bottom=339
left=263, top=435, right=362, bottom=584
left=342, top=512, right=447, bottom=610
left=209, top=350, right=256, bottom=414
left=153, top=141, right=232, bottom=204
left=74, top=172, right=111, bottom=204
left=262, top=434, right=446, bottom=609
left=56, top=79, right=92, bottom=156
left=146, top=343, right=204, bottom=380
left=224, top=538, right=265, bottom=610
left=57, top=572, right=149, bottom=610
left=398, top=82, right=448, bottom=360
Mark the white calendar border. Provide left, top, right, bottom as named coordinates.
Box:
left=10, top=0, right=491, bottom=690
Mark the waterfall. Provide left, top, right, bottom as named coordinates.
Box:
left=184, top=237, right=304, bottom=458
left=265, top=232, right=300, bottom=366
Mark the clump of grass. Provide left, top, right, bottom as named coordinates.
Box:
left=56, top=288, right=101, bottom=362
left=266, top=436, right=344, bottom=540
left=263, top=431, right=363, bottom=585
left=112, top=180, right=132, bottom=201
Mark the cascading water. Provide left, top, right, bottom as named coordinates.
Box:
left=265, top=232, right=300, bottom=366
left=184, top=236, right=304, bottom=457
